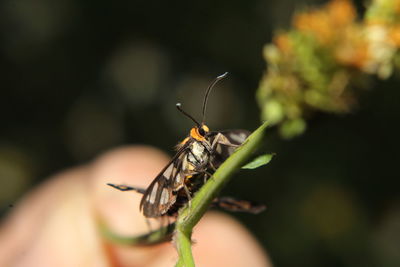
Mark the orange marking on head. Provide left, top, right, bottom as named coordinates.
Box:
left=190, top=127, right=205, bottom=141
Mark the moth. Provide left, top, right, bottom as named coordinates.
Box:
left=108, top=72, right=261, bottom=218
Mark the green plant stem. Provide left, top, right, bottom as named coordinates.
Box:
left=175, top=227, right=195, bottom=267
left=174, top=122, right=268, bottom=267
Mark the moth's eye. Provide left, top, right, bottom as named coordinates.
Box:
left=198, top=128, right=206, bottom=136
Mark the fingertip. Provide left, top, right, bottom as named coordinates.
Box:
left=192, top=212, right=272, bottom=267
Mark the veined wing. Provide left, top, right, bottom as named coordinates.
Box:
left=140, top=141, right=191, bottom=218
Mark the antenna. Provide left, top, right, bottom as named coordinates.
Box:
left=201, top=72, right=228, bottom=123
left=176, top=103, right=201, bottom=127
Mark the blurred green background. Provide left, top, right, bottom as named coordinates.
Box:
left=1, top=0, right=399, bottom=266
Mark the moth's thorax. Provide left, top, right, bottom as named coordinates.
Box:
left=182, top=140, right=210, bottom=174
left=190, top=141, right=207, bottom=158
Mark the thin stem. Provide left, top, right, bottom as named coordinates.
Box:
left=174, top=227, right=195, bottom=267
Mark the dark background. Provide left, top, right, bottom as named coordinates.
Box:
left=1, top=0, right=399, bottom=266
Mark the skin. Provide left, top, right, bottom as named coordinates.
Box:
left=0, top=146, right=272, bottom=267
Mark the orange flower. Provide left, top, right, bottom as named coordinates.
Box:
left=327, top=0, right=356, bottom=27
left=389, top=25, right=400, bottom=47
left=293, top=0, right=356, bottom=45
left=335, top=27, right=370, bottom=69
left=274, top=33, right=292, bottom=53
left=293, top=10, right=333, bottom=44
left=395, top=0, right=400, bottom=15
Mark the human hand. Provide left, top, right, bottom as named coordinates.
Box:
left=0, top=146, right=271, bottom=267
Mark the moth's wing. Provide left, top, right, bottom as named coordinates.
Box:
left=209, top=129, right=250, bottom=168
left=212, top=196, right=266, bottom=214
left=170, top=152, right=186, bottom=191
left=140, top=142, right=190, bottom=218
left=140, top=174, right=173, bottom=218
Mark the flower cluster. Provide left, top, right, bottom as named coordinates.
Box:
left=257, top=0, right=400, bottom=138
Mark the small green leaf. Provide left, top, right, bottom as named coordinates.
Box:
left=242, top=153, right=274, bottom=169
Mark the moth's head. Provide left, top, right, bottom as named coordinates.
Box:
left=190, top=124, right=209, bottom=141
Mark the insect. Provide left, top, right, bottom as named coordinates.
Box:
left=108, top=72, right=256, bottom=218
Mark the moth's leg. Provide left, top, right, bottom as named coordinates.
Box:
left=210, top=133, right=223, bottom=149
left=208, top=160, right=218, bottom=172
left=182, top=183, right=192, bottom=200
left=211, top=133, right=240, bottom=149
left=192, top=158, right=213, bottom=173
left=193, top=165, right=213, bottom=180
left=183, top=184, right=192, bottom=209
left=203, top=172, right=213, bottom=183
left=199, top=169, right=214, bottom=183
